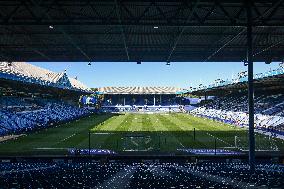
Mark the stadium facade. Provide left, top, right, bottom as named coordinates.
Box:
left=98, top=86, right=187, bottom=107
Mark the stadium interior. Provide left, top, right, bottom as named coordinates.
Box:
left=0, top=0, right=284, bottom=188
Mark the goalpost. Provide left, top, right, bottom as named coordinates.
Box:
left=88, top=131, right=161, bottom=153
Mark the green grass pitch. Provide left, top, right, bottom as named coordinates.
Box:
left=0, top=113, right=283, bottom=156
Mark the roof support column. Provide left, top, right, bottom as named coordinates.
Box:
left=246, top=0, right=255, bottom=171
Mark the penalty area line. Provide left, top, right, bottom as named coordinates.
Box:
left=55, top=133, right=76, bottom=144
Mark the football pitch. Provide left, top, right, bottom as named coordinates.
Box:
left=0, top=113, right=283, bottom=156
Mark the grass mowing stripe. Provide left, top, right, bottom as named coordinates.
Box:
left=128, top=114, right=143, bottom=131
left=141, top=114, right=155, bottom=132
left=93, top=114, right=129, bottom=131
left=174, top=114, right=244, bottom=147
left=149, top=114, right=165, bottom=132
left=167, top=113, right=196, bottom=131
left=91, top=114, right=135, bottom=149
left=154, top=114, right=187, bottom=149
left=173, top=113, right=229, bottom=145
left=1, top=113, right=282, bottom=155
left=149, top=114, right=177, bottom=151
left=156, top=114, right=184, bottom=131
left=183, top=114, right=284, bottom=150
left=157, top=114, right=209, bottom=149
left=117, top=113, right=135, bottom=131
left=100, top=113, right=144, bottom=150
left=43, top=114, right=111, bottom=148
left=0, top=114, right=112, bottom=154
left=54, top=114, right=113, bottom=148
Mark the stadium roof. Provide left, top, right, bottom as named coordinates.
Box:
left=0, top=62, right=89, bottom=91
left=0, top=77, right=89, bottom=98
left=98, top=87, right=184, bottom=94
left=0, top=0, right=284, bottom=62
left=192, top=72, right=284, bottom=96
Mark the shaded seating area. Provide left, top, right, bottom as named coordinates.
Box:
left=0, top=162, right=282, bottom=188
left=0, top=96, right=91, bottom=136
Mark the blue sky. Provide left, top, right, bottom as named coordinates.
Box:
left=29, top=62, right=280, bottom=89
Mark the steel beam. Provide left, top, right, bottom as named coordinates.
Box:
left=0, top=0, right=283, bottom=27
left=167, top=0, right=200, bottom=62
